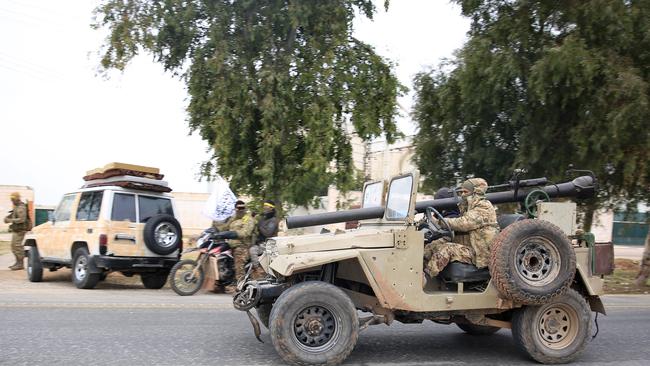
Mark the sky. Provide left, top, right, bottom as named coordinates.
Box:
left=0, top=0, right=469, bottom=206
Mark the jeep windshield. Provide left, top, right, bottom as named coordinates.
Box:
left=385, top=175, right=413, bottom=220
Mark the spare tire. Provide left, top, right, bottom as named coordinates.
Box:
left=143, top=214, right=182, bottom=255
left=490, top=219, right=575, bottom=305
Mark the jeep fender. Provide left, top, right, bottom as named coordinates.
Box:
left=575, top=262, right=606, bottom=315
left=269, top=250, right=362, bottom=277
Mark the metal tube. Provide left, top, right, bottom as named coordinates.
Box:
left=285, top=175, right=595, bottom=229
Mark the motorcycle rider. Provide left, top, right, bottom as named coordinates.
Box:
left=212, top=200, right=255, bottom=292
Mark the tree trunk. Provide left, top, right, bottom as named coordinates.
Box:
left=635, top=228, right=650, bottom=285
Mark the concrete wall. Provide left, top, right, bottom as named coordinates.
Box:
left=171, top=192, right=212, bottom=238
left=0, top=185, right=34, bottom=232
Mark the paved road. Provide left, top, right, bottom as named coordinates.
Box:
left=1, top=268, right=650, bottom=365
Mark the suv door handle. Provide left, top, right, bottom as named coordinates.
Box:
left=115, top=234, right=136, bottom=242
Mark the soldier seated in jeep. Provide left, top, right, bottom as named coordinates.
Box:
left=423, top=178, right=499, bottom=280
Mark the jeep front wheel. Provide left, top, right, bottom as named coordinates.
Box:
left=512, top=289, right=591, bottom=364
left=270, top=281, right=358, bottom=366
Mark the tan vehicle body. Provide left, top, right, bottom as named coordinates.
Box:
left=260, top=171, right=606, bottom=321
left=25, top=188, right=177, bottom=260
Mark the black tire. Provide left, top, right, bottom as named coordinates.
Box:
left=490, top=219, right=576, bottom=305
left=256, top=303, right=273, bottom=329
left=169, top=259, right=204, bottom=296
left=512, top=289, right=592, bottom=364
left=72, top=248, right=100, bottom=289
left=141, top=271, right=169, bottom=289
left=269, top=281, right=359, bottom=366
left=457, top=323, right=501, bottom=335
left=143, top=214, right=182, bottom=255
left=27, top=247, right=43, bottom=282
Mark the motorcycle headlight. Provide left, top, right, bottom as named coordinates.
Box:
left=265, top=239, right=279, bottom=258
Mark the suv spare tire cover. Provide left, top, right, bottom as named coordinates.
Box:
left=143, top=214, right=182, bottom=255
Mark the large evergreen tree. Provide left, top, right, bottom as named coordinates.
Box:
left=94, top=0, right=403, bottom=205
left=413, top=0, right=650, bottom=228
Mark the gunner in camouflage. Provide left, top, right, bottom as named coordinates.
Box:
left=4, top=192, right=28, bottom=270
left=424, top=178, right=499, bottom=277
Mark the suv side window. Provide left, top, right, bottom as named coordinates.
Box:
left=76, top=191, right=104, bottom=221
left=139, top=196, right=174, bottom=223
left=54, top=194, right=76, bottom=222
left=111, top=193, right=136, bottom=222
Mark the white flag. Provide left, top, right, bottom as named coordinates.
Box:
left=202, top=175, right=237, bottom=221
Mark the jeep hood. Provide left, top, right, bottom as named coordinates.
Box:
left=271, top=228, right=395, bottom=255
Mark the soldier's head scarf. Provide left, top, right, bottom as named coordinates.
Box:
left=459, top=178, right=488, bottom=208
left=10, top=192, right=21, bottom=204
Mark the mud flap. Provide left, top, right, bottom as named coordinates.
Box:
left=246, top=310, right=264, bottom=343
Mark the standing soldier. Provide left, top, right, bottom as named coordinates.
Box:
left=213, top=200, right=255, bottom=292
left=634, top=230, right=650, bottom=287
left=250, top=200, right=280, bottom=277
left=423, top=178, right=499, bottom=278
left=4, top=192, right=28, bottom=270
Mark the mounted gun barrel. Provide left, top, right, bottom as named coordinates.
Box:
left=286, top=175, right=596, bottom=229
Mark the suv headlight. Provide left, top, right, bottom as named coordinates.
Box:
left=265, top=239, right=279, bottom=258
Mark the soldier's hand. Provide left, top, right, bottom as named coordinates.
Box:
left=3, top=217, right=10, bottom=223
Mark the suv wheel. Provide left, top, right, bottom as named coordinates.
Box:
left=72, top=248, right=100, bottom=289
left=512, top=289, right=591, bottom=364
left=490, top=219, right=576, bottom=304
left=270, top=281, right=358, bottom=366
left=27, top=247, right=43, bottom=282
left=141, top=271, right=169, bottom=289
left=143, top=214, right=182, bottom=255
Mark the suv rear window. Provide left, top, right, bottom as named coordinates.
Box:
left=76, top=191, right=104, bottom=221
left=139, top=196, right=173, bottom=223
left=111, top=193, right=136, bottom=222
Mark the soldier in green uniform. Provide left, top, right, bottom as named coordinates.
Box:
left=4, top=192, right=28, bottom=270
left=213, top=200, right=255, bottom=292
left=424, top=178, right=499, bottom=277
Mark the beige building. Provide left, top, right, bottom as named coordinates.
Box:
left=171, top=192, right=212, bottom=238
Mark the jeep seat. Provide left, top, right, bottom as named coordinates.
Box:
left=439, top=262, right=491, bottom=283
left=497, top=213, right=525, bottom=230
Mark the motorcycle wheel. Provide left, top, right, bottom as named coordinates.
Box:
left=169, top=259, right=205, bottom=296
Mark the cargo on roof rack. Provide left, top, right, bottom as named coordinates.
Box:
left=82, top=163, right=171, bottom=192
left=84, top=162, right=164, bottom=181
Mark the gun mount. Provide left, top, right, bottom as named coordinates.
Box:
left=286, top=175, right=596, bottom=229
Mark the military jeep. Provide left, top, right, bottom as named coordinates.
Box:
left=233, top=171, right=612, bottom=365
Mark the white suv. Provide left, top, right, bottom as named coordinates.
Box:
left=23, top=186, right=182, bottom=289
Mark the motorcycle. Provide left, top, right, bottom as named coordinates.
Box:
left=169, top=228, right=236, bottom=296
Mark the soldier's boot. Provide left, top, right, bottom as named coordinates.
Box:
left=10, top=257, right=25, bottom=270
left=8, top=261, right=18, bottom=269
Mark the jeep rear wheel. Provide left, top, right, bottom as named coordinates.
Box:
left=490, top=219, right=576, bottom=304
left=72, top=248, right=100, bottom=289
left=512, top=289, right=591, bottom=364
left=27, top=247, right=43, bottom=282
left=270, top=281, right=358, bottom=366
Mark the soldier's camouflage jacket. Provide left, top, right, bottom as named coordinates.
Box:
left=4, top=202, right=27, bottom=233
left=445, top=180, right=499, bottom=268
left=213, top=212, right=255, bottom=248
